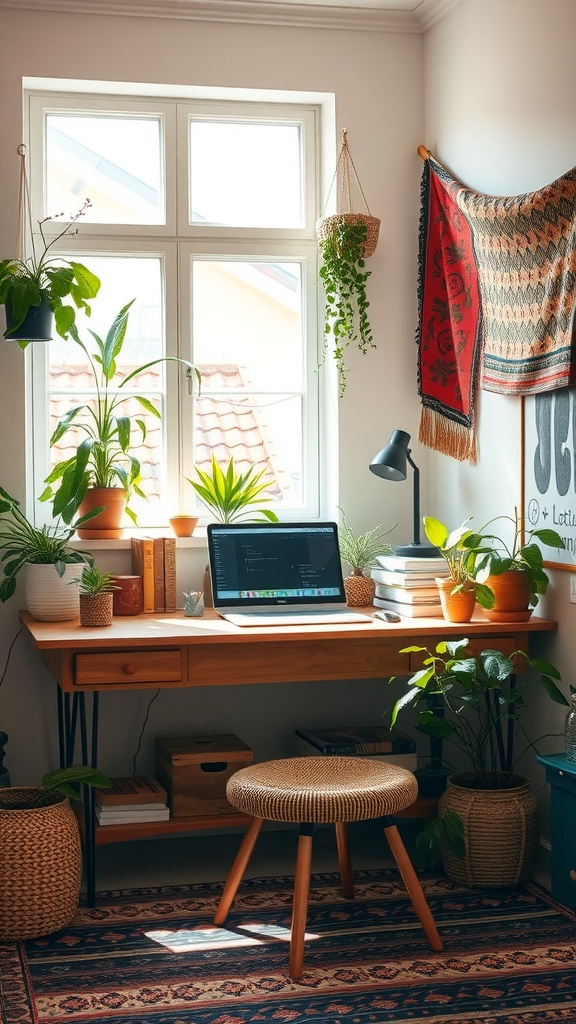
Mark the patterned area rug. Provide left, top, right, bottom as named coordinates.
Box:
left=1, top=869, right=576, bottom=1024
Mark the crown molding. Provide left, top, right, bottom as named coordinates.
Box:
left=0, top=0, right=463, bottom=34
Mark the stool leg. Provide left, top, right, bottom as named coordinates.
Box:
left=214, top=816, right=264, bottom=926
left=290, top=823, right=313, bottom=980
left=334, top=821, right=355, bottom=898
left=383, top=821, right=443, bottom=952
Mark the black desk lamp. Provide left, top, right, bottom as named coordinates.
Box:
left=369, top=429, right=438, bottom=558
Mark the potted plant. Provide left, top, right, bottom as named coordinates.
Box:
left=0, top=763, right=110, bottom=940
left=389, top=637, right=568, bottom=886
left=39, top=300, right=199, bottom=538
left=338, top=509, right=394, bottom=606
left=186, top=454, right=279, bottom=524
left=318, top=217, right=376, bottom=397
left=169, top=514, right=199, bottom=538
left=0, top=485, right=94, bottom=620
left=0, top=200, right=100, bottom=345
left=422, top=516, right=495, bottom=622
left=73, top=565, right=119, bottom=627
left=465, top=509, right=565, bottom=620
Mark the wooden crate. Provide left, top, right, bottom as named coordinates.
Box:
left=155, top=734, right=253, bottom=817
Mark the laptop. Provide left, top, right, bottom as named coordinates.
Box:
left=207, top=521, right=373, bottom=626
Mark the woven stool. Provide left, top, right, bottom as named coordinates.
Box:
left=214, top=756, right=442, bottom=979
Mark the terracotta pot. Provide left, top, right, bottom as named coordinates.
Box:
left=439, top=772, right=539, bottom=887
left=111, top=575, right=142, bottom=616
left=77, top=487, right=127, bottom=539
left=79, top=592, right=114, bottom=627
left=484, top=570, right=532, bottom=622
left=436, top=577, right=476, bottom=623
left=169, top=516, right=199, bottom=538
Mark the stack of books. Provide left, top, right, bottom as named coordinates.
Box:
left=294, top=726, right=417, bottom=770
left=131, top=537, right=177, bottom=613
left=94, top=776, right=170, bottom=825
left=371, top=553, right=448, bottom=618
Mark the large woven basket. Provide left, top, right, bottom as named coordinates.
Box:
left=439, top=772, right=539, bottom=888
left=0, top=788, right=82, bottom=940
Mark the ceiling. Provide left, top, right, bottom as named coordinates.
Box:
left=0, top=0, right=462, bottom=33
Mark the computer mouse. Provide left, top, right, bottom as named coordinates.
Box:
left=373, top=609, right=402, bottom=623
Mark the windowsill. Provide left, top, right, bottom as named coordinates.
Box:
left=69, top=529, right=208, bottom=551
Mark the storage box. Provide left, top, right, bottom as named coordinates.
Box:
left=155, top=734, right=253, bottom=817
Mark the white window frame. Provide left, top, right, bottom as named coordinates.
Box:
left=25, top=87, right=333, bottom=528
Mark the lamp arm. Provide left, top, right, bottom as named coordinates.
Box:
left=406, top=452, right=421, bottom=547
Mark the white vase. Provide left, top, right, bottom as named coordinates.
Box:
left=25, top=563, right=81, bottom=621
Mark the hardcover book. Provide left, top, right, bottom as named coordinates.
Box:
left=373, top=597, right=443, bottom=618
left=294, top=726, right=416, bottom=756
left=95, top=776, right=168, bottom=806
left=375, top=554, right=447, bottom=572
left=153, top=538, right=166, bottom=613
left=131, top=538, right=155, bottom=613
left=372, top=567, right=447, bottom=587
left=163, top=536, right=177, bottom=613
left=375, top=583, right=441, bottom=604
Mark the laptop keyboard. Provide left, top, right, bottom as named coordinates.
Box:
left=223, top=610, right=373, bottom=626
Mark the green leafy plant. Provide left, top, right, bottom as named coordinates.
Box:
left=338, top=508, right=394, bottom=574
left=465, top=509, right=565, bottom=608
left=0, top=200, right=101, bottom=345
left=4, top=765, right=111, bottom=809
left=423, top=516, right=495, bottom=609
left=318, top=217, right=375, bottom=397
left=389, top=637, right=568, bottom=863
left=72, top=564, right=119, bottom=596
left=39, top=300, right=199, bottom=526
left=186, top=454, right=279, bottom=524
left=0, top=485, right=94, bottom=602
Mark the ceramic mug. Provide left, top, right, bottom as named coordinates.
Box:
left=111, top=575, right=142, bottom=616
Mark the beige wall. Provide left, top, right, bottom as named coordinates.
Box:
left=423, top=0, right=576, bottom=861
left=0, top=6, right=424, bottom=783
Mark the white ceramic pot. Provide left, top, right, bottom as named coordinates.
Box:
left=25, top=563, right=81, bottom=621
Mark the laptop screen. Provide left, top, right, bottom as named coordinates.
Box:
left=207, top=522, right=347, bottom=611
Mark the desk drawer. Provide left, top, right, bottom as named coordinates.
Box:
left=75, top=649, right=183, bottom=686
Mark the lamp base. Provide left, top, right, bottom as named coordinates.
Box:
left=393, top=543, right=440, bottom=558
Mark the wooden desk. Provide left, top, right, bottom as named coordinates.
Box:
left=20, top=608, right=557, bottom=903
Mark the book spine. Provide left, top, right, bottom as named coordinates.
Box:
left=131, top=537, right=143, bottom=580
left=141, top=538, right=155, bottom=613
left=153, top=538, right=165, bottom=613
left=374, top=597, right=442, bottom=617
left=375, top=584, right=441, bottom=603
left=163, top=537, right=177, bottom=613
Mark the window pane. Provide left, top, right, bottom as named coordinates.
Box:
left=192, top=259, right=303, bottom=389
left=193, top=393, right=304, bottom=508
left=46, top=114, right=164, bottom=224
left=47, top=256, right=165, bottom=527
left=189, top=121, right=303, bottom=227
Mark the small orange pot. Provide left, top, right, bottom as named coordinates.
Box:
left=436, top=577, right=476, bottom=623
left=169, top=516, right=199, bottom=538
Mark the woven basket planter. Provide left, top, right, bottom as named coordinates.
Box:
left=80, top=592, right=114, bottom=627
left=316, top=212, right=381, bottom=259
left=0, top=788, right=82, bottom=940
left=439, top=772, right=539, bottom=887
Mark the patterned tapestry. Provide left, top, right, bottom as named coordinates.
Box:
left=416, top=156, right=576, bottom=462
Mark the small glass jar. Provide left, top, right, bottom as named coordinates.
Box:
left=565, top=693, right=576, bottom=764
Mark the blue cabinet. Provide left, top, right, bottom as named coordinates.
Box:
left=537, top=753, right=576, bottom=909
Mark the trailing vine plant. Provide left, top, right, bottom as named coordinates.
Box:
left=318, top=215, right=375, bottom=397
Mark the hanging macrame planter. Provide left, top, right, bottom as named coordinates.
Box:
left=316, top=128, right=381, bottom=257
left=317, top=129, right=380, bottom=396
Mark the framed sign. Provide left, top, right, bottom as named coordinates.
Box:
left=522, top=392, right=576, bottom=571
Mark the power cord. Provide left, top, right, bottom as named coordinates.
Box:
left=0, top=626, right=23, bottom=691
left=132, top=688, right=160, bottom=776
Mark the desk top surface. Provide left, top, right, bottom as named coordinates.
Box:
left=19, top=608, right=558, bottom=650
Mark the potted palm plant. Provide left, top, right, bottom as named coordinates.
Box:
left=0, top=485, right=94, bottom=620
left=388, top=637, right=568, bottom=886
left=422, top=516, right=495, bottom=622
left=39, top=300, right=199, bottom=538
left=338, top=509, right=394, bottom=606
left=0, top=200, right=100, bottom=345
left=186, top=454, right=279, bottom=524
left=0, top=764, right=110, bottom=940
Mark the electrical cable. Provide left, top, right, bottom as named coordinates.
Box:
left=0, top=626, right=23, bottom=690
left=132, top=688, right=160, bottom=776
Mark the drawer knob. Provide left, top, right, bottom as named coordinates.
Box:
left=123, top=664, right=137, bottom=675
left=570, top=870, right=576, bottom=881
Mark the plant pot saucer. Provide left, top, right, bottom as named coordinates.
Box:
left=483, top=609, right=533, bottom=622
left=76, top=527, right=124, bottom=540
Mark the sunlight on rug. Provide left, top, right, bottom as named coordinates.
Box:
left=1, top=868, right=576, bottom=1024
